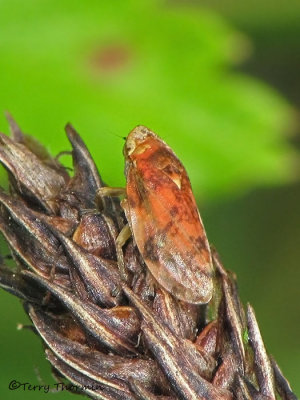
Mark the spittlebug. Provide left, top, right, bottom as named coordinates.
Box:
left=121, top=126, right=213, bottom=304
left=99, top=126, right=213, bottom=304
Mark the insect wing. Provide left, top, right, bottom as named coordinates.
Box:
left=125, top=132, right=213, bottom=304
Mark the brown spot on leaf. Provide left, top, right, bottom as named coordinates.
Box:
left=90, top=43, right=131, bottom=73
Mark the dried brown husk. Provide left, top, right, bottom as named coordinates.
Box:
left=0, top=116, right=297, bottom=400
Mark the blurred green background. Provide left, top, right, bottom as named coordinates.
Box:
left=0, top=0, right=299, bottom=398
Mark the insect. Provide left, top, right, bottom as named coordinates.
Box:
left=100, top=126, right=213, bottom=304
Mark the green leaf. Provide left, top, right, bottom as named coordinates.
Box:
left=0, top=0, right=296, bottom=199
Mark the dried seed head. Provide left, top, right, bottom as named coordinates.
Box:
left=0, top=116, right=296, bottom=400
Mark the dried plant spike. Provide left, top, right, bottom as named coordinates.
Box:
left=0, top=118, right=297, bottom=400
left=247, top=304, right=276, bottom=398
left=65, top=123, right=105, bottom=198
left=271, top=357, right=298, bottom=400
left=5, top=111, right=24, bottom=141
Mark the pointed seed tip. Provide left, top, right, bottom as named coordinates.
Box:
left=64, top=122, right=73, bottom=133
left=246, top=303, right=255, bottom=317
left=65, top=123, right=82, bottom=144
left=4, top=111, right=16, bottom=126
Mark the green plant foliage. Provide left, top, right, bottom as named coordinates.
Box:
left=0, top=2, right=299, bottom=399
left=0, top=0, right=296, bottom=200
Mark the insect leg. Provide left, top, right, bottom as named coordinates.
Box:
left=97, top=187, right=131, bottom=280
left=115, top=224, right=131, bottom=281
left=95, top=186, right=126, bottom=230
left=96, top=187, right=126, bottom=197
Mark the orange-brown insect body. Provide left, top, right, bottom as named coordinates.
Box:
left=123, top=126, right=213, bottom=304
